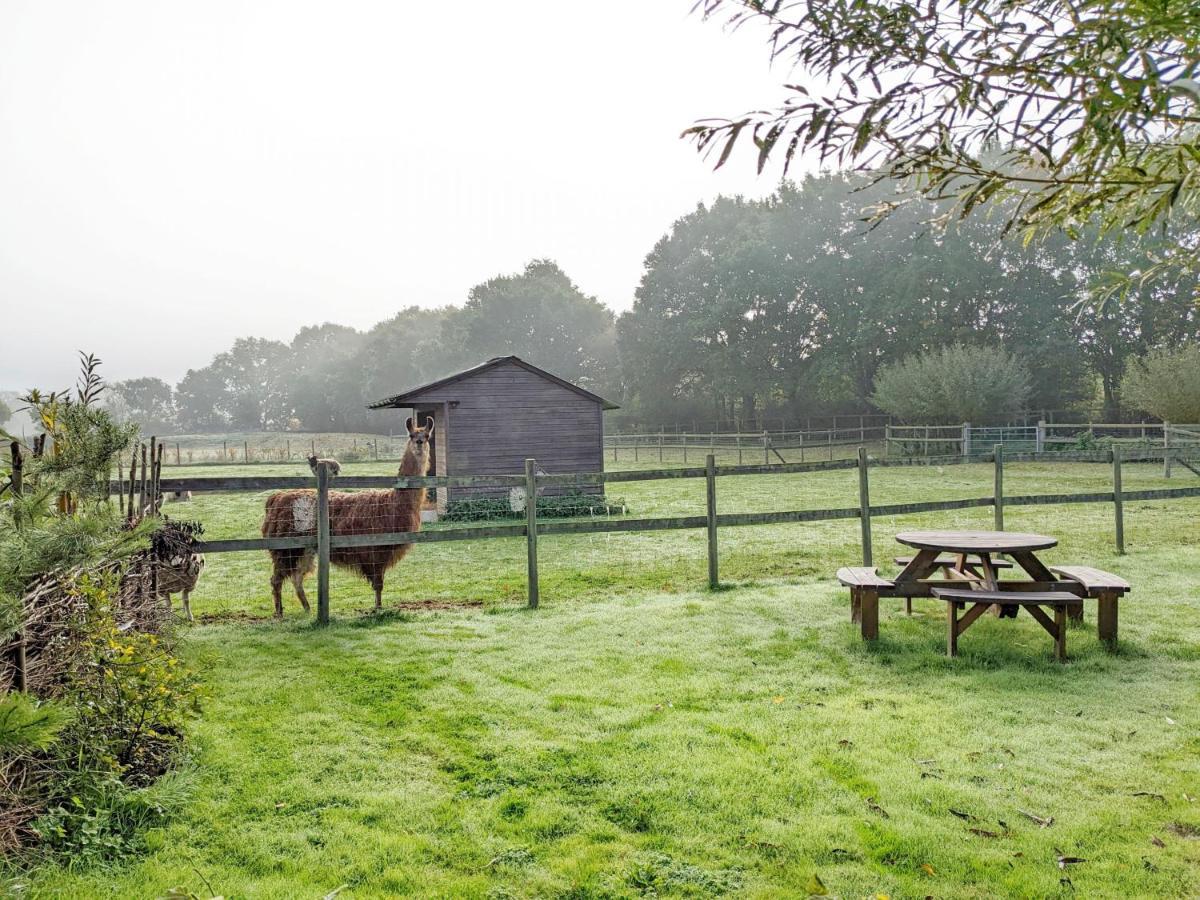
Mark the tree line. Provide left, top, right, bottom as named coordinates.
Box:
left=107, top=174, right=1200, bottom=435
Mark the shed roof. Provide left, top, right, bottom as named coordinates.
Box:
left=366, top=356, right=620, bottom=410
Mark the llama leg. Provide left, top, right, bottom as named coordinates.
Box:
left=270, top=569, right=286, bottom=619
left=182, top=589, right=193, bottom=622
left=293, top=571, right=312, bottom=613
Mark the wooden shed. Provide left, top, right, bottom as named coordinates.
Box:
left=366, top=356, right=618, bottom=514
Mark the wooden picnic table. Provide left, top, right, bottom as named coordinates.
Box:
left=837, top=528, right=1130, bottom=659
left=894, top=529, right=1059, bottom=605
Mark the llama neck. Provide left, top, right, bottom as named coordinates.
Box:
left=400, top=444, right=430, bottom=477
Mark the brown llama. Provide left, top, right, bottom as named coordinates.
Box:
left=261, top=416, right=433, bottom=616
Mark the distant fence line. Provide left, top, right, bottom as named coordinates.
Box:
left=151, top=435, right=404, bottom=467
left=884, top=421, right=1200, bottom=476
left=603, top=421, right=1200, bottom=468
left=108, top=444, right=1200, bottom=622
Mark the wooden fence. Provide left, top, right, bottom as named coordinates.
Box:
left=604, top=426, right=887, bottom=464
left=121, top=445, right=1200, bottom=624
left=885, top=421, right=1200, bottom=472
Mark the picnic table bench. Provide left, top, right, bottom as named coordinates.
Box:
left=837, top=530, right=1130, bottom=659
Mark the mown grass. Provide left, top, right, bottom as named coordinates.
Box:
left=18, top=460, right=1200, bottom=897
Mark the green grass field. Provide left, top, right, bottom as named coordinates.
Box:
left=18, top=459, right=1200, bottom=897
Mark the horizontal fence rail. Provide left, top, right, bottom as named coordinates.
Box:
left=126, top=442, right=1200, bottom=622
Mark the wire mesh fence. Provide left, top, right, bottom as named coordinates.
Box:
left=120, top=444, right=1200, bottom=623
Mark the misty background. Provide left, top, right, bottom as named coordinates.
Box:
left=3, top=1, right=1196, bottom=437
left=0, top=0, right=786, bottom=390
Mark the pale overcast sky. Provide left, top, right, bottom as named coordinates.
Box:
left=0, top=1, right=800, bottom=389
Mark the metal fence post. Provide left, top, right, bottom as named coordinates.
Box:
left=706, top=454, right=718, bottom=589
left=1112, top=446, right=1125, bottom=554
left=962, top=422, right=971, bottom=459
left=993, top=444, right=1004, bottom=531
left=525, top=458, right=539, bottom=608
left=316, top=463, right=331, bottom=625
left=857, top=447, right=872, bottom=566
left=1035, top=420, right=1046, bottom=454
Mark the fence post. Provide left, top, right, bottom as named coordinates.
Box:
left=1035, top=420, right=1046, bottom=454
left=176, top=442, right=181, bottom=466
left=683, top=436, right=687, bottom=464
left=9, top=443, right=26, bottom=691
left=961, top=422, right=971, bottom=459
left=762, top=430, right=769, bottom=465
left=883, top=424, right=890, bottom=459
left=799, top=432, right=805, bottom=463
left=1112, top=446, right=1125, bottom=555
left=857, top=447, right=872, bottom=566
left=1163, top=421, right=1171, bottom=478
left=316, top=463, right=331, bottom=625
left=827, top=429, right=833, bottom=461
left=659, top=429, right=664, bottom=463
left=10, top=441, right=22, bottom=505
left=244, top=441, right=250, bottom=463
left=737, top=435, right=743, bottom=465
left=993, top=444, right=1004, bottom=531
left=525, top=458, right=540, bottom=608
left=706, top=454, right=719, bottom=589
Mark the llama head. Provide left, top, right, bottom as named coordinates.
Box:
left=401, top=416, right=435, bottom=475
left=405, top=415, right=435, bottom=446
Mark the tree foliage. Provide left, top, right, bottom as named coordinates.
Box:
left=445, top=260, right=618, bottom=395
left=108, top=378, right=176, bottom=435
left=688, top=0, right=1200, bottom=294
left=161, top=260, right=620, bottom=434
left=1121, top=344, right=1200, bottom=421
left=619, top=174, right=1101, bottom=423
left=871, top=343, right=1032, bottom=423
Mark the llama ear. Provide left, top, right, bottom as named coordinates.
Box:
left=405, top=417, right=415, bottom=435
left=425, top=416, right=435, bottom=435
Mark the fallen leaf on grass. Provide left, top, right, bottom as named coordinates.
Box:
left=920, top=863, right=936, bottom=876
left=1142, top=857, right=1158, bottom=871
left=1056, top=849, right=1087, bottom=869
left=949, top=808, right=978, bottom=822
left=866, top=798, right=889, bottom=818
left=1168, top=822, right=1200, bottom=838
left=837, top=739, right=854, bottom=750
left=1151, top=836, right=1165, bottom=848
left=969, top=828, right=1000, bottom=838
left=773, top=696, right=785, bottom=704
left=1166, top=716, right=1176, bottom=725
left=1018, top=809, right=1054, bottom=828
left=806, top=872, right=829, bottom=896
left=1132, top=791, right=1167, bottom=803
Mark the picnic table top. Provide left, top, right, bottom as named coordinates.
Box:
left=895, top=530, right=1058, bottom=554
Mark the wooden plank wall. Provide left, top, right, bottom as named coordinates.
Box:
left=401, top=360, right=606, bottom=497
